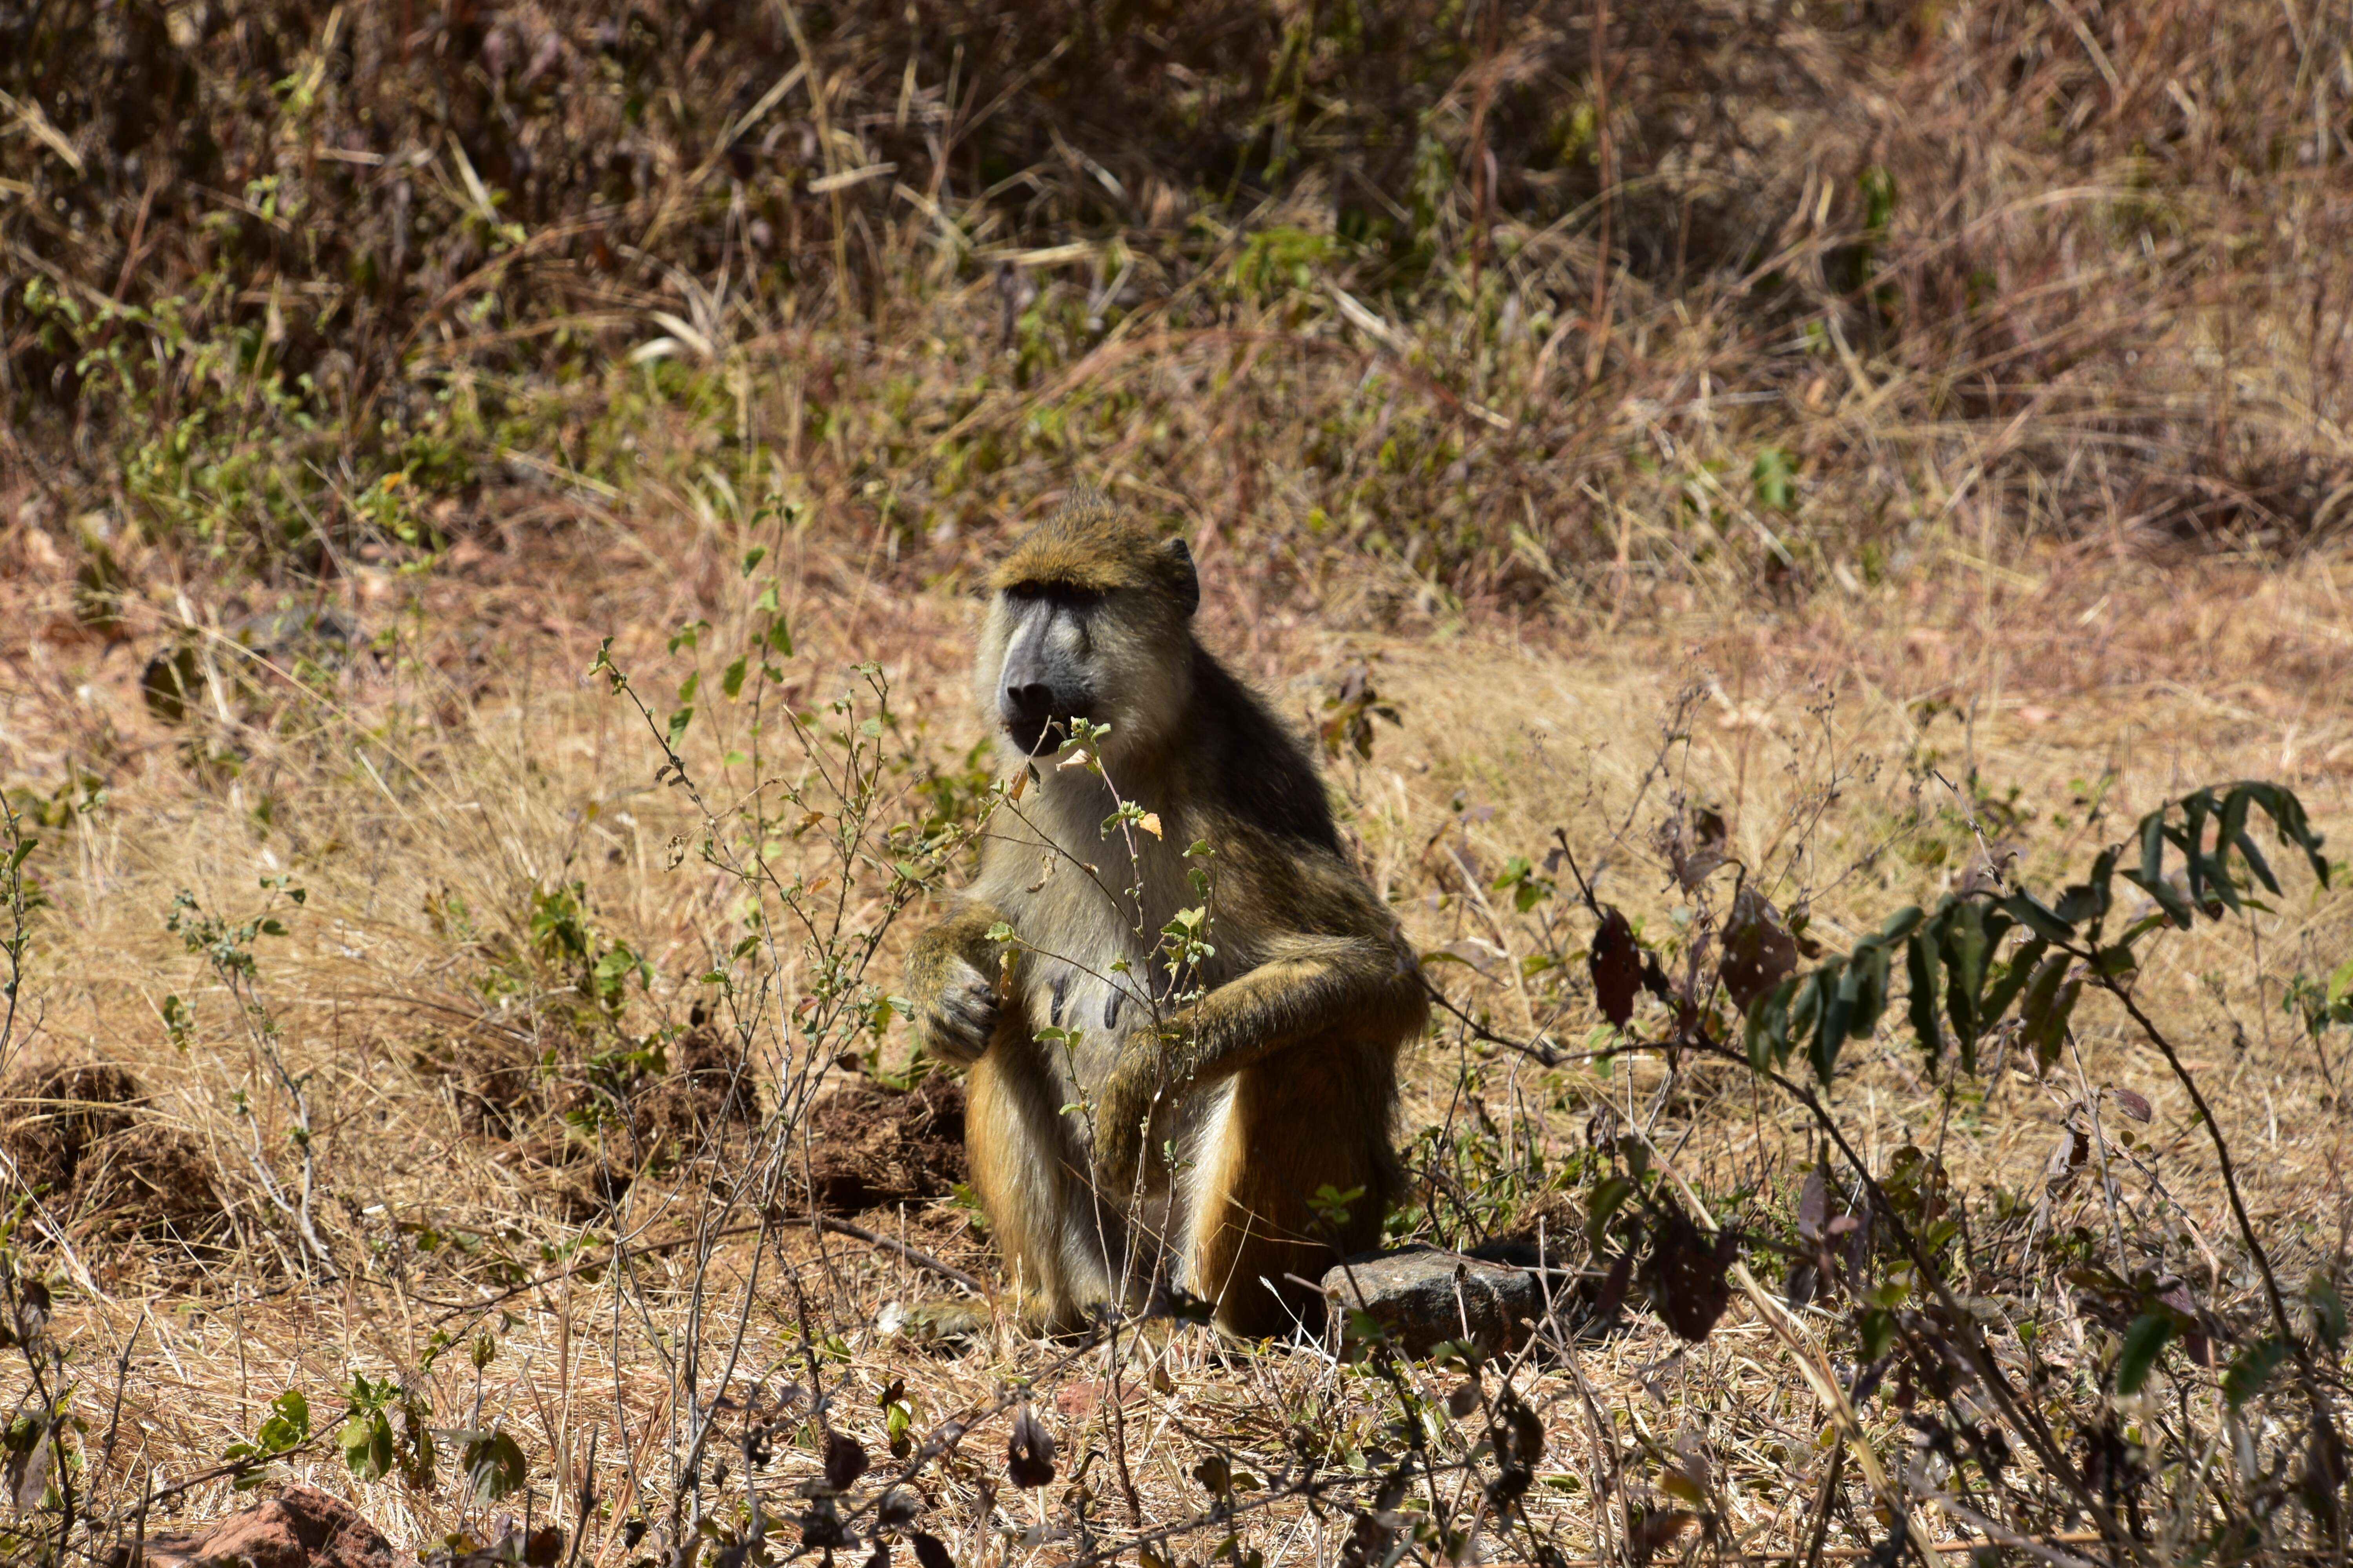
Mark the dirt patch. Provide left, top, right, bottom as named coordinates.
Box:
left=628, top=1024, right=761, bottom=1164
left=452, top=1024, right=765, bottom=1219
left=1494, top=1184, right=1588, bottom=1260
left=2, top=1060, right=145, bottom=1193
left=2, top=1060, right=220, bottom=1237
left=75, top=1121, right=224, bottom=1239
left=409, top=1024, right=545, bottom=1142
left=806, top=1073, right=969, bottom=1213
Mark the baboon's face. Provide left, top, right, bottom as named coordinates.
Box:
left=990, top=580, right=1108, bottom=755
left=979, top=507, right=1198, bottom=764
left=980, top=572, right=1193, bottom=764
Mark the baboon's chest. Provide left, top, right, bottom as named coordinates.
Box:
left=1012, top=933, right=1155, bottom=1093
left=987, top=778, right=1242, bottom=1093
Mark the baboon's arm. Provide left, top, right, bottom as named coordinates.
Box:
left=904, top=901, right=1013, bottom=1065
left=1169, top=933, right=1427, bottom=1080
left=1095, top=931, right=1424, bottom=1186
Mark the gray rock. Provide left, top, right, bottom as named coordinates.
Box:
left=1322, top=1244, right=1548, bottom=1358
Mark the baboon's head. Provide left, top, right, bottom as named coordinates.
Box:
left=977, top=496, right=1199, bottom=761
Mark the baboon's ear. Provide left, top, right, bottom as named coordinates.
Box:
left=1163, top=537, right=1200, bottom=618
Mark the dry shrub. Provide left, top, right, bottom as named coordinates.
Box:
left=626, top=1022, right=763, bottom=1164
left=412, top=1015, right=761, bottom=1217
left=70, top=1120, right=224, bottom=1242
left=4, top=4, right=2353, bottom=1567
left=5, top=0, right=2347, bottom=622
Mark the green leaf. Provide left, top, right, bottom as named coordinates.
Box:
left=677, top=670, right=700, bottom=704
left=1752, top=446, right=1798, bottom=511
left=1982, top=937, right=2049, bottom=1032
left=1857, top=1307, right=1896, bottom=1362
left=2121, top=865, right=2194, bottom=930
left=1907, top=933, right=1941, bottom=1071
left=340, top=1410, right=395, bottom=1481
left=2221, top=789, right=2281, bottom=895
left=1998, top=891, right=2074, bottom=944
left=1788, top=971, right=1828, bottom=1082
left=2020, top=953, right=2079, bottom=1074
left=1875, top=905, right=1926, bottom=944
left=666, top=706, right=694, bottom=751
left=2180, top=794, right=2215, bottom=908
left=2308, top=1271, right=2347, bottom=1350
left=1587, top=1175, right=1636, bottom=1244
left=2140, top=811, right=2168, bottom=900
left=721, top=656, right=748, bottom=699
left=2115, top=1312, right=2173, bottom=1394
left=1746, top=978, right=1795, bottom=1071
left=2091, top=944, right=2139, bottom=977
left=2223, top=1337, right=2291, bottom=1407
left=1850, top=941, right=1893, bottom=1040
left=1815, top=958, right=1855, bottom=1083
left=1941, top=902, right=1988, bottom=1046
left=461, top=1428, right=529, bottom=1502
left=765, top=617, right=794, bottom=657
left=2054, top=850, right=2116, bottom=925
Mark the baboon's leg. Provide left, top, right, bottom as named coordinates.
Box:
left=964, top=1038, right=1120, bottom=1332
left=1184, top=1046, right=1391, bottom=1340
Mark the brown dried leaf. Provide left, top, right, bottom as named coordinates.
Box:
left=1007, top=1404, right=1056, bottom=1488
left=1641, top=1207, right=1738, bottom=1342
left=7, top=1421, right=52, bottom=1512
left=2044, top=1123, right=2087, bottom=1186
left=823, top=1430, right=870, bottom=1492
left=2158, top=1279, right=2213, bottom=1366
left=1632, top=1508, right=1699, bottom=1566
left=1656, top=802, right=1731, bottom=891
left=1594, top=1251, right=1635, bottom=1320
left=1718, top=886, right=1799, bottom=1008
left=1796, top=1164, right=1830, bottom=1242
left=1591, top=906, right=1643, bottom=1027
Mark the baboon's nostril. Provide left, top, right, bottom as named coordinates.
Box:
left=1003, top=682, right=1054, bottom=720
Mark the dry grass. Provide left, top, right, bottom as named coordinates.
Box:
left=2, top=516, right=2350, bottom=1565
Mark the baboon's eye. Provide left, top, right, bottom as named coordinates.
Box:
left=1004, top=580, right=1105, bottom=608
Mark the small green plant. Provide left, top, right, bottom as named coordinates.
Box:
left=222, top=1389, right=312, bottom=1489
left=335, top=1373, right=436, bottom=1488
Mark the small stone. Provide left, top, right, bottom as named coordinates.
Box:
left=123, top=1484, right=398, bottom=1568
left=1321, top=1244, right=1546, bottom=1358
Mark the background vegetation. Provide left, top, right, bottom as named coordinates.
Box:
left=4, top=2, right=2353, bottom=1567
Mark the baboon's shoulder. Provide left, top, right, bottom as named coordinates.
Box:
left=1185, top=651, right=1337, bottom=855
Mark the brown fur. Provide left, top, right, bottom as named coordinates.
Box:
left=903, top=497, right=1426, bottom=1338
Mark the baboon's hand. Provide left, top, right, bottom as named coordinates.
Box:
left=912, top=956, right=999, bottom=1065
left=1093, top=1049, right=1161, bottom=1193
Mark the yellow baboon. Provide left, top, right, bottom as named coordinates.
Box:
left=903, top=497, right=1426, bottom=1338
